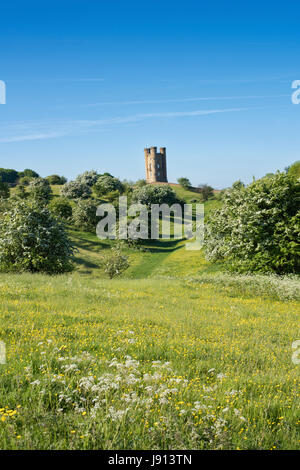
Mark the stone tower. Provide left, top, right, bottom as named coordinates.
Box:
left=144, top=146, right=168, bottom=183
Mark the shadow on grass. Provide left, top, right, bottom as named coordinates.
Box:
left=74, top=257, right=100, bottom=269
left=70, top=231, right=109, bottom=252
left=141, top=238, right=183, bottom=253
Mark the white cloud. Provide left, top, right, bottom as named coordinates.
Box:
left=0, top=106, right=251, bottom=143
left=0, top=132, right=66, bottom=143
left=83, top=94, right=288, bottom=107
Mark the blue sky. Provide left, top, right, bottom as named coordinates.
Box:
left=0, top=0, right=299, bottom=188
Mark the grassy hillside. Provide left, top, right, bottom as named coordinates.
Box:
left=0, top=186, right=299, bottom=450
left=10, top=184, right=63, bottom=196
left=170, top=184, right=203, bottom=203
left=68, top=195, right=221, bottom=279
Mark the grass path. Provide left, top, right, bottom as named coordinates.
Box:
left=1, top=192, right=299, bottom=449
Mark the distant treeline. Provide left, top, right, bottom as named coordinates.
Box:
left=0, top=168, right=66, bottom=185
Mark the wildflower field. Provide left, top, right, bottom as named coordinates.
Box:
left=0, top=237, right=299, bottom=449
left=0, top=188, right=299, bottom=450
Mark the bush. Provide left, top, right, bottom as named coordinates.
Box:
left=231, top=180, right=245, bottom=190
left=72, top=199, right=99, bottom=231
left=0, top=200, right=74, bottom=273
left=132, top=184, right=182, bottom=208
left=93, top=174, right=124, bottom=197
left=28, top=178, right=52, bottom=203
left=0, top=198, right=11, bottom=215
left=60, top=181, right=92, bottom=200
left=205, top=172, right=300, bottom=274
left=19, top=169, right=39, bottom=179
left=122, top=180, right=134, bottom=197
left=0, top=181, right=10, bottom=199
left=135, top=179, right=147, bottom=188
left=198, top=184, right=214, bottom=201
left=0, top=168, right=19, bottom=184
left=75, top=170, right=98, bottom=187
left=49, top=197, right=73, bottom=221
left=15, top=184, right=27, bottom=199
left=46, top=174, right=67, bottom=185
left=177, top=177, right=191, bottom=189
left=103, top=245, right=129, bottom=278
left=287, top=160, right=300, bottom=180
left=19, top=176, right=34, bottom=186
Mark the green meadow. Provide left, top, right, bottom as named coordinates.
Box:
left=0, top=190, right=299, bottom=450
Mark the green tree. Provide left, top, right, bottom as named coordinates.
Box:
left=0, top=168, right=19, bottom=184
left=46, top=174, right=67, bottom=185
left=198, top=184, right=214, bottom=201
left=135, top=179, right=147, bottom=188
left=0, top=200, right=74, bottom=273
left=105, top=190, right=123, bottom=203
left=231, top=180, right=245, bottom=190
left=0, top=181, right=10, bottom=199
left=122, top=180, right=134, bottom=198
left=28, top=177, right=52, bottom=203
left=49, top=197, right=73, bottom=221
left=15, top=184, right=27, bottom=199
left=19, top=169, right=39, bottom=179
left=263, top=173, right=275, bottom=179
left=18, top=176, right=34, bottom=186
left=287, top=161, right=300, bottom=180
left=177, top=177, right=192, bottom=189
left=205, top=172, right=300, bottom=274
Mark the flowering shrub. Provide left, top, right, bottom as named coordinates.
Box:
left=60, top=180, right=92, bottom=200
left=93, top=174, right=124, bottom=197
left=75, top=170, right=99, bottom=187
left=27, top=177, right=52, bottom=203
left=0, top=200, right=74, bottom=273
left=103, top=245, right=129, bottom=278
left=132, top=184, right=182, bottom=208
left=205, top=172, right=300, bottom=273
left=72, top=199, right=98, bottom=231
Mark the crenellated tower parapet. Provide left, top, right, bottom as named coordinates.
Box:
left=144, top=146, right=168, bottom=183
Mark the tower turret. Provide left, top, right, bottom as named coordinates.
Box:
left=144, top=146, right=168, bottom=183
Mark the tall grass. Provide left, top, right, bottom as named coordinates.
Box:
left=0, top=273, right=299, bottom=449
left=188, top=273, right=300, bottom=301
